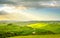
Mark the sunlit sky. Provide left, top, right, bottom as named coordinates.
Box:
left=0, top=0, right=60, bottom=21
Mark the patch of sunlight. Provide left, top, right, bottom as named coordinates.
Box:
left=27, top=23, right=48, bottom=28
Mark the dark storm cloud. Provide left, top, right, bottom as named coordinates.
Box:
left=0, top=0, right=60, bottom=8
left=0, top=0, right=16, bottom=5
left=5, top=0, right=60, bottom=2
left=0, top=11, right=8, bottom=15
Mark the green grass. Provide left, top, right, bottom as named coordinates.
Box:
left=9, top=35, right=60, bottom=38
left=0, top=21, right=60, bottom=38
left=27, top=22, right=60, bottom=33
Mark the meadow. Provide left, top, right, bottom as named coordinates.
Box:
left=0, top=21, right=60, bottom=38
left=10, top=35, right=60, bottom=38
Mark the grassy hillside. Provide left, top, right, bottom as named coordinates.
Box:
left=27, top=22, right=60, bottom=33
left=42, top=23, right=60, bottom=33
left=0, top=21, right=60, bottom=38
left=9, top=35, right=60, bottom=38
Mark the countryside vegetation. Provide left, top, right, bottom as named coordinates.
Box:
left=0, top=21, right=60, bottom=38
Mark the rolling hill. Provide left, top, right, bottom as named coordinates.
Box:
left=27, top=21, right=60, bottom=33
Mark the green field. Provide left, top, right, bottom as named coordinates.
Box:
left=0, top=21, right=60, bottom=38
left=10, top=35, right=60, bottom=38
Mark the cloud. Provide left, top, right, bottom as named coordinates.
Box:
left=0, top=0, right=60, bottom=8
left=0, top=11, right=8, bottom=15
left=0, top=0, right=60, bottom=21
left=5, top=0, right=60, bottom=1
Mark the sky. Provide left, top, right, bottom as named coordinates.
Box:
left=0, top=0, right=60, bottom=21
